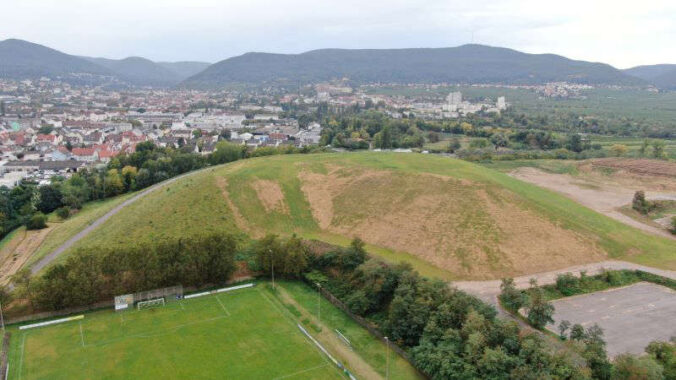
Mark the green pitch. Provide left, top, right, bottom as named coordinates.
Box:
left=7, top=286, right=344, bottom=380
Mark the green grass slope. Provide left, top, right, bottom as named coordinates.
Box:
left=64, top=153, right=675, bottom=280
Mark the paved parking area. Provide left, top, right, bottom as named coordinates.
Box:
left=547, top=282, right=676, bottom=356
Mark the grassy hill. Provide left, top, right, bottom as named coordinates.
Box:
left=60, top=153, right=674, bottom=280
left=182, top=44, right=643, bottom=88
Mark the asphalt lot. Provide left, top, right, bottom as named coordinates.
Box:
left=547, top=282, right=676, bottom=357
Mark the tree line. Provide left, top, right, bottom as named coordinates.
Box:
left=252, top=235, right=644, bottom=379
left=11, top=232, right=238, bottom=311
left=5, top=232, right=674, bottom=379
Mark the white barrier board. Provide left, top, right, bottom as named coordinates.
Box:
left=19, top=315, right=84, bottom=330
left=184, top=283, right=254, bottom=299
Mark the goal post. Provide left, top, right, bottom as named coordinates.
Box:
left=114, top=285, right=183, bottom=312
left=137, top=298, right=165, bottom=310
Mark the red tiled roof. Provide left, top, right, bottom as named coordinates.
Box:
left=71, top=147, right=96, bottom=156
left=37, top=134, right=56, bottom=141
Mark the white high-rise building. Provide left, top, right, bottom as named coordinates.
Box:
left=445, top=92, right=462, bottom=112
left=497, top=96, right=507, bottom=110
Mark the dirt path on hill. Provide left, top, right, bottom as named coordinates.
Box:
left=29, top=167, right=215, bottom=275
left=274, top=285, right=384, bottom=380
left=510, top=167, right=676, bottom=240
left=453, top=260, right=676, bottom=306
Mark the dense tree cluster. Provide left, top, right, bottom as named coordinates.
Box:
left=270, top=238, right=595, bottom=379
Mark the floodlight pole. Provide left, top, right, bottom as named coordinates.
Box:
left=270, top=249, right=275, bottom=290
left=0, top=300, right=4, bottom=333
left=316, top=282, right=321, bottom=323
left=385, top=336, right=390, bottom=380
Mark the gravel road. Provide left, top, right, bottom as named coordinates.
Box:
left=29, top=167, right=215, bottom=274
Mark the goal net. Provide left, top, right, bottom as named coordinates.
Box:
left=114, top=285, right=183, bottom=312
left=137, top=298, right=165, bottom=310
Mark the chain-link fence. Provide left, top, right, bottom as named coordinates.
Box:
left=312, top=283, right=430, bottom=379
left=0, top=332, right=11, bottom=380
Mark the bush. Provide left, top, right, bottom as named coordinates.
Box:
left=499, top=278, right=526, bottom=311
left=56, top=206, right=70, bottom=220
left=632, top=191, right=654, bottom=215
left=612, top=354, right=663, bottom=380
left=555, top=273, right=580, bottom=296
left=26, top=212, right=48, bottom=230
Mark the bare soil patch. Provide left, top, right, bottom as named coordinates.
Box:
left=300, top=166, right=605, bottom=279
left=215, top=176, right=252, bottom=234
left=511, top=167, right=676, bottom=239
left=251, top=179, right=289, bottom=214
left=0, top=227, right=53, bottom=284
left=590, top=158, right=676, bottom=178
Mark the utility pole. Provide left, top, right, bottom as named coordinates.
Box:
left=0, top=299, right=4, bottom=333
left=385, top=336, right=390, bottom=380
left=316, top=282, right=321, bottom=322
left=270, top=249, right=275, bottom=290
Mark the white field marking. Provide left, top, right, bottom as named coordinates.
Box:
left=273, top=363, right=329, bottom=380
left=180, top=302, right=185, bottom=311
left=256, top=288, right=343, bottom=378
left=79, top=322, right=85, bottom=348
left=18, top=333, right=26, bottom=380
left=215, top=296, right=230, bottom=316
left=84, top=315, right=228, bottom=349
left=256, top=289, right=297, bottom=326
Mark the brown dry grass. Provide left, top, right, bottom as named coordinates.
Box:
left=590, top=158, right=676, bottom=178
left=299, top=166, right=605, bottom=279
left=577, top=158, right=676, bottom=193
left=251, top=179, right=289, bottom=214
left=0, top=227, right=53, bottom=283
left=215, top=177, right=251, bottom=234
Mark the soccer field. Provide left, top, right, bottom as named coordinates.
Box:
left=7, top=285, right=345, bottom=380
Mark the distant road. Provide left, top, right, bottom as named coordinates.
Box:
left=453, top=260, right=676, bottom=306
left=30, top=167, right=215, bottom=274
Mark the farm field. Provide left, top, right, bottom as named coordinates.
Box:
left=546, top=282, right=676, bottom=357
left=59, top=152, right=675, bottom=279
left=7, top=283, right=384, bottom=380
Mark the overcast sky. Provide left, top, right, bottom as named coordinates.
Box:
left=1, top=0, right=674, bottom=68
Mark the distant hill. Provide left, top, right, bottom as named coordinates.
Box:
left=0, top=38, right=210, bottom=87
left=624, top=64, right=676, bottom=90
left=83, top=56, right=183, bottom=86
left=0, top=39, right=113, bottom=81
left=182, top=44, right=645, bottom=88
left=158, top=61, right=211, bottom=80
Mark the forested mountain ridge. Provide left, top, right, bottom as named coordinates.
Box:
left=624, top=64, right=676, bottom=90
left=0, top=39, right=113, bottom=80
left=0, top=38, right=209, bottom=86
left=182, top=44, right=645, bottom=88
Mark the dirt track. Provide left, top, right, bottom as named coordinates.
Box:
left=510, top=167, right=676, bottom=240
left=452, top=260, right=676, bottom=306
